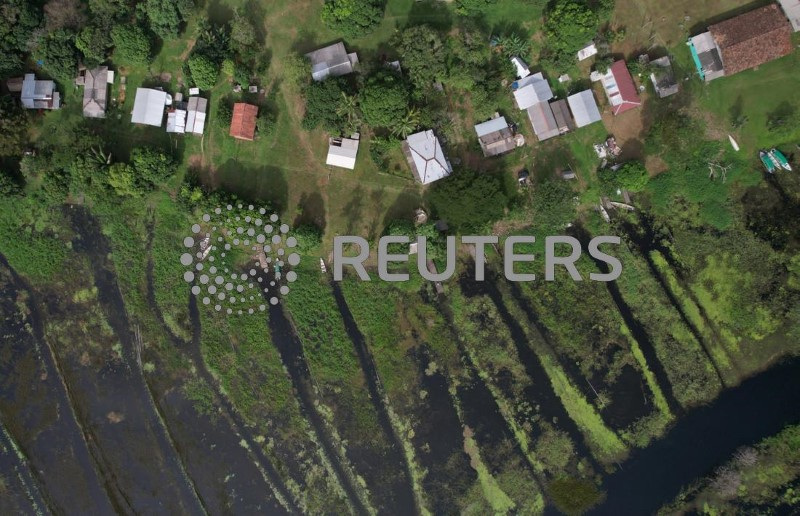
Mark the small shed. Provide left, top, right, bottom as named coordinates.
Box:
left=185, top=97, right=207, bottom=135
left=649, top=56, right=679, bottom=98
left=305, top=42, right=359, bottom=81
left=550, top=99, right=575, bottom=134
left=230, top=103, right=258, bottom=141
left=510, top=56, right=531, bottom=79
left=326, top=134, right=360, bottom=169
left=577, top=42, right=598, bottom=61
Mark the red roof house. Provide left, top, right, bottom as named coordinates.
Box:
left=708, top=4, right=793, bottom=76
left=600, top=61, right=642, bottom=116
left=230, top=103, right=258, bottom=141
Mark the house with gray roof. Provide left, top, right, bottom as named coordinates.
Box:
left=649, top=57, right=679, bottom=98
left=527, top=102, right=560, bottom=142
left=131, top=88, right=167, bottom=126
left=403, top=130, right=452, bottom=185
left=20, top=74, right=60, bottom=110
left=512, top=72, right=553, bottom=110
left=780, top=0, right=800, bottom=31
left=305, top=42, right=359, bottom=81
left=76, top=66, right=112, bottom=118
left=474, top=116, right=518, bottom=157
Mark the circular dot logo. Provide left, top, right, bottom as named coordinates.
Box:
left=179, top=204, right=300, bottom=315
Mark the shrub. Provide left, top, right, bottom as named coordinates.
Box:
left=188, top=54, right=219, bottom=90
left=111, top=25, right=152, bottom=64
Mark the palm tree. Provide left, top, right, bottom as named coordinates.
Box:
left=391, top=108, right=420, bottom=139
left=336, top=92, right=361, bottom=133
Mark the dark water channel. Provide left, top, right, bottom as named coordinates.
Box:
left=594, top=356, right=800, bottom=514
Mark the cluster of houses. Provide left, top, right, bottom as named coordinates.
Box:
left=130, top=87, right=208, bottom=136
left=5, top=1, right=798, bottom=186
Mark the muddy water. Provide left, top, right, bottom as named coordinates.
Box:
left=435, top=296, right=542, bottom=481
left=0, top=256, right=116, bottom=513
left=329, top=281, right=417, bottom=515
left=67, top=206, right=206, bottom=513
left=459, top=272, right=600, bottom=470
left=0, top=419, right=49, bottom=514
left=410, top=347, right=477, bottom=512
left=266, top=296, right=369, bottom=515
left=145, top=219, right=296, bottom=513
left=188, top=295, right=301, bottom=513
left=595, top=357, right=800, bottom=514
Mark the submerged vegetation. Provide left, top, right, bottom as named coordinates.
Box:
left=0, top=0, right=799, bottom=514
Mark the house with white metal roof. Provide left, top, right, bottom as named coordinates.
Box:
left=510, top=56, right=531, bottom=79
left=185, top=97, right=207, bottom=135
left=567, top=90, right=602, bottom=128
left=780, top=0, right=800, bottom=31
left=513, top=73, right=553, bottom=110
left=326, top=134, right=360, bottom=170
left=402, top=130, right=452, bottom=185
left=131, top=88, right=167, bottom=126
left=577, top=42, right=598, bottom=61
left=305, top=42, right=359, bottom=81
left=21, top=74, right=60, bottom=110
left=166, top=109, right=187, bottom=133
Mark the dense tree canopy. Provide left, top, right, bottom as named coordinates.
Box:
left=0, top=99, right=29, bottom=158
left=455, top=0, right=497, bottom=16
left=302, top=78, right=351, bottom=131
left=428, top=171, right=507, bottom=231
left=0, top=0, right=42, bottom=76
left=321, top=0, right=384, bottom=38
left=140, top=0, right=194, bottom=40
left=542, top=0, right=600, bottom=68
left=396, top=25, right=448, bottom=90
left=33, top=29, right=80, bottom=81
left=528, top=178, right=577, bottom=232
left=111, top=25, right=152, bottom=64
left=230, top=9, right=257, bottom=47
left=359, top=72, right=410, bottom=128
left=76, top=24, right=112, bottom=65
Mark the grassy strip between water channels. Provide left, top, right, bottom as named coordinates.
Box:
left=650, top=251, right=736, bottom=377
